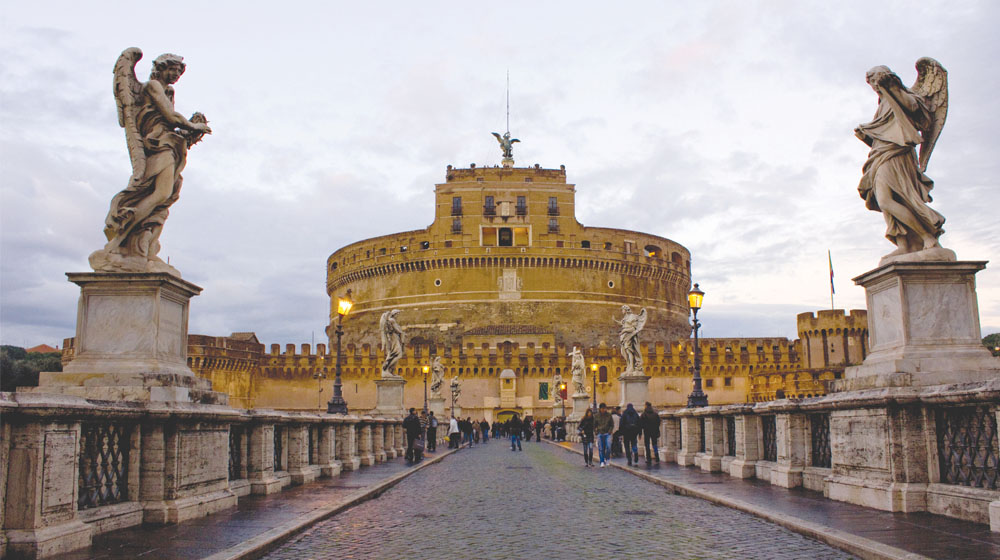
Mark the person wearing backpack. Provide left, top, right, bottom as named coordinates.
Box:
left=427, top=411, right=438, bottom=452
left=640, top=402, right=661, bottom=464
left=620, top=403, right=642, bottom=466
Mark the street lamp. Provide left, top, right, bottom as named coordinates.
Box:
left=422, top=365, right=430, bottom=415
left=559, top=382, right=567, bottom=417
left=590, top=363, right=598, bottom=411
left=687, top=283, right=708, bottom=407
left=313, top=370, right=326, bottom=410
left=326, top=291, right=353, bottom=414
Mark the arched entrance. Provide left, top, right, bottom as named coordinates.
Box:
left=494, top=409, right=521, bottom=423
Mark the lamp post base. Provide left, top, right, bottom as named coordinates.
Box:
left=327, top=396, right=348, bottom=415
left=687, top=391, right=708, bottom=408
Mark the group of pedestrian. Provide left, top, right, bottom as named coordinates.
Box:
left=585, top=402, right=660, bottom=467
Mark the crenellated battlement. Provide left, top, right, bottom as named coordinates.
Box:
left=796, top=309, right=868, bottom=335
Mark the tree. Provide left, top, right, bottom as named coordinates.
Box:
left=985, top=333, right=1000, bottom=357
left=0, top=346, right=61, bottom=391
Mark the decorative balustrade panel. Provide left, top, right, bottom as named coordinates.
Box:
left=726, top=416, right=736, bottom=457
left=698, top=417, right=706, bottom=453
left=229, top=426, right=243, bottom=480
left=274, top=426, right=284, bottom=471
left=761, top=415, right=777, bottom=462
left=308, top=425, right=317, bottom=465
left=810, top=413, right=831, bottom=468
left=936, top=405, right=1000, bottom=490
left=78, top=422, right=131, bottom=510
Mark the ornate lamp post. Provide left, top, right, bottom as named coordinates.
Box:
left=590, top=363, right=598, bottom=411
left=326, top=292, right=353, bottom=414
left=422, top=365, right=430, bottom=415
left=559, top=382, right=567, bottom=417
left=687, top=283, right=708, bottom=407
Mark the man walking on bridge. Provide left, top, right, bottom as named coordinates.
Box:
left=403, top=408, right=422, bottom=462
left=595, top=403, right=613, bottom=467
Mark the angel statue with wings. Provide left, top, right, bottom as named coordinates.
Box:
left=91, top=48, right=211, bottom=275
left=379, top=310, right=404, bottom=378
left=430, top=356, right=445, bottom=399
left=491, top=131, right=519, bottom=160
left=569, top=346, right=587, bottom=395
left=617, top=305, right=647, bottom=375
left=855, top=57, right=953, bottom=265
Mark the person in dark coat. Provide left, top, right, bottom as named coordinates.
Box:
left=402, top=408, right=422, bottom=462
left=578, top=409, right=596, bottom=467
left=620, top=403, right=642, bottom=466
left=509, top=414, right=523, bottom=451
left=640, top=401, right=661, bottom=464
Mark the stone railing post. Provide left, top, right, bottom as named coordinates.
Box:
left=372, top=421, right=386, bottom=463
left=695, top=409, right=724, bottom=473
left=659, top=413, right=680, bottom=463
left=394, top=422, right=405, bottom=457
left=358, top=417, right=375, bottom=466
left=730, top=412, right=760, bottom=478
left=337, top=417, right=360, bottom=472
left=317, top=421, right=341, bottom=478
left=2, top=410, right=91, bottom=558
left=771, top=408, right=807, bottom=488
left=227, top=420, right=251, bottom=497
left=383, top=420, right=396, bottom=460
left=247, top=415, right=282, bottom=495
left=677, top=413, right=700, bottom=466
left=286, top=421, right=319, bottom=485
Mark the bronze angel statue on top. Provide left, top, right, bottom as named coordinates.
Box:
left=491, top=131, right=519, bottom=160
left=90, top=48, right=211, bottom=276
left=854, top=57, right=953, bottom=265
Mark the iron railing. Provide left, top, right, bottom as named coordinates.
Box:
left=936, top=405, right=999, bottom=490
left=229, top=426, right=243, bottom=480
left=698, top=417, right=706, bottom=452
left=308, top=425, right=317, bottom=465
left=761, top=415, right=777, bottom=462
left=810, top=413, right=831, bottom=468
left=273, top=426, right=284, bottom=472
left=726, top=416, right=736, bottom=457
left=78, top=422, right=130, bottom=510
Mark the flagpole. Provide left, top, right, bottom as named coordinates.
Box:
left=828, top=249, right=835, bottom=310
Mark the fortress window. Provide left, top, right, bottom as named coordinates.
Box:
left=379, top=248, right=387, bottom=255
left=644, top=245, right=661, bottom=258
left=556, top=240, right=563, bottom=248
left=724, top=377, right=733, bottom=386
left=624, top=241, right=634, bottom=254
left=451, top=197, right=462, bottom=216
left=498, top=228, right=513, bottom=246
left=547, top=197, right=559, bottom=215
left=599, top=365, right=608, bottom=383
left=445, top=240, right=453, bottom=248
left=604, top=242, right=613, bottom=250
left=434, top=279, right=441, bottom=286
left=516, top=196, right=527, bottom=215
left=671, top=252, right=682, bottom=264
left=524, top=177, right=532, bottom=183
left=705, top=379, right=714, bottom=388
left=581, top=240, right=590, bottom=248
left=452, top=217, right=462, bottom=234
left=482, top=227, right=497, bottom=246
left=548, top=218, right=559, bottom=233
left=331, top=262, right=338, bottom=270
left=400, top=245, right=408, bottom=252
left=484, top=196, right=496, bottom=216
left=421, top=241, right=430, bottom=250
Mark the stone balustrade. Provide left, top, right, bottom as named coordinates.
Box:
left=0, top=392, right=402, bottom=559
left=656, top=379, right=1000, bottom=531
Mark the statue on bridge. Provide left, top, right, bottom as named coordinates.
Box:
left=379, top=310, right=404, bottom=378
left=569, top=346, right=587, bottom=396
left=92, top=48, right=211, bottom=276
left=430, top=356, right=445, bottom=398
left=617, top=306, right=647, bottom=375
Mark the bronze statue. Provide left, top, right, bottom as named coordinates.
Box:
left=855, top=58, right=951, bottom=263
left=491, top=131, right=519, bottom=159
left=91, top=48, right=211, bottom=275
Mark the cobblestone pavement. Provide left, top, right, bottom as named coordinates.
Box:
left=264, top=439, right=854, bottom=559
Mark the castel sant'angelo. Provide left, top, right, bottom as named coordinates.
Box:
left=74, top=134, right=869, bottom=418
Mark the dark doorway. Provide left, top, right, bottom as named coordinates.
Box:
left=498, top=228, right=513, bottom=246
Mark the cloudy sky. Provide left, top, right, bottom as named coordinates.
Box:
left=1, top=1, right=998, bottom=349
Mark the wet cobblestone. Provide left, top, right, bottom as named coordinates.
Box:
left=264, top=440, right=853, bottom=559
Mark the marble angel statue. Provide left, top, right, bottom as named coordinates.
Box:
left=91, top=48, right=211, bottom=275
left=430, top=356, right=445, bottom=398
left=379, top=310, right=404, bottom=378
left=854, top=57, right=952, bottom=264
left=569, top=346, right=586, bottom=395
left=617, top=305, right=647, bottom=374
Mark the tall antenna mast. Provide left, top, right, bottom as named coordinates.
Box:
left=506, top=69, right=510, bottom=134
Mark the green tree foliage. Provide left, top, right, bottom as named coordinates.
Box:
left=984, top=333, right=1000, bottom=357
left=0, top=345, right=62, bottom=391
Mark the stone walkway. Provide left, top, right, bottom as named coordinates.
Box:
left=49, top=449, right=452, bottom=560
left=549, top=439, right=1000, bottom=560
left=263, top=438, right=854, bottom=560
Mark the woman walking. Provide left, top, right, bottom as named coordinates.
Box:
left=579, top=408, right=596, bottom=467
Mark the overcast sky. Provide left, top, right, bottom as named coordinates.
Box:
left=1, top=1, right=997, bottom=349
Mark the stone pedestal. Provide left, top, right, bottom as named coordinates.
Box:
left=28, top=272, right=225, bottom=404
left=569, top=394, right=592, bottom=420
left=428, top=396, right=447, bottom=419
left=833, top=261, right=999, bottom=391
left=618, top=373, right=650, bottom=408
left=372, top=377, right=406, bottom=417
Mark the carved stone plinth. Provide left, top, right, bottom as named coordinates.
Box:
left=833, top=261, right=999, bottom=391
left=570, top=394, right=592, bottom=420
left=372, top=377, right=406, bottom=417
left=618, top=373, right=650, bottom=408
left=28, top=272, right=226, bottom=404
left=428, top=396, right=447, bottom=419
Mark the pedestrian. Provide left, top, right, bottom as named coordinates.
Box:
left=402, top=408, right=421, bottom=462
left=509, top=413, right=523, bottom=451
left=534, top=418, right=543, bottom=442
left=480, top=419, right=490, bottom=443
left=641, top=402, right=660, bottom=464
left=611, top=406, right=623, bottom=458
left=473, top=419, right=481, bottom=444
left=579, top=408, right=595, bottom=467
left=595, top=403, right=613, bottom=467
left=427, top=411, right=438, bottom=452
left=621, top=403, right=641, bottom=466
left=462, top=417, right=474, bottom=447
left=523, top=417, right=533, bottom=442
left=448, top=415, right=460, bottom=449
